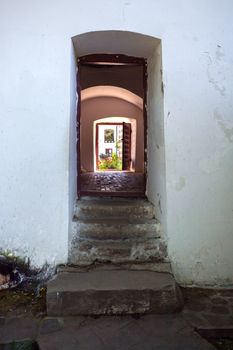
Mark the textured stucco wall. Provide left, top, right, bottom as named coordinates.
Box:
left=0, top=0, right=233, bottom=286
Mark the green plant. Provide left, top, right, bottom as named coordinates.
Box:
left=98, top=152, right=122, bottom=170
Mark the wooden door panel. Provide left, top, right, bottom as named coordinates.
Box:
left=123, top=122, right=131, bottom=171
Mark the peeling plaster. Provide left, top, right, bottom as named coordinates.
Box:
left=208, top=75, right=226, bottom=96
left=214, top=109, right=233, bottom=143
left=216, top=45, right=225, bottom=61
left=203, top=47, right=226, bottom=97
left=217, top=120, right=233, bottom=143
left=156, top=193, right=162, bottom=215
left=167, top=111, right=171, bottom=120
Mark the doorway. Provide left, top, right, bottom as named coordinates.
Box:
left=78, top=54, right=147, bottom=197
left=96, top=123, right=124, bottom=172
left=70, top=31, right=166, bottom=263
left=96, top=122, right=132, bottom=172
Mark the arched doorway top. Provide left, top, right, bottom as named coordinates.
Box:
left=72, top=30, right=160, bottom=58
left=94, top=116, right=136, bottom=124
left=81, top=86, right=143, bottom=110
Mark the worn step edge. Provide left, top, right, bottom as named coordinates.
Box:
left=69, top=238, right=168, bottom=265
left=74, top=231, right=160, bottom=240
left=73, top=218, right=159, bottom=225
left=47, top=270, right=183, bottom=316
left=72, top=223, right=160, bottom=241
left=71, top=237, right=164, bottom=247
left=74, top=213, right=155, bottom=220
left=57, top=262, right=172, bottom=274
left=74, top=200, right=155, bottom=219
left=75, top=198, right=154, bottom=207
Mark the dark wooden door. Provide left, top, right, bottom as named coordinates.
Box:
left=122, top=122, right=131, bottom=171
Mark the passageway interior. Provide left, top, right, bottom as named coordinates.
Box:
left=79, top=55, right=146, bottom=197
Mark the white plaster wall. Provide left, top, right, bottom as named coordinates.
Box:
left=0, top=1, right=72, bottom=266
left=0, top=0, right=233, bottom=286
left=147, top=43, right=166, bottom=235
left=162, top=7, right=233, bottom=286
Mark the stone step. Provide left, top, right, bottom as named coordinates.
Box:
left=69, top=237, right=167, bottom=265
left=74, top=198, right=155, bottom=220
left=47, top=269, right=183, bottom=316
left=57, top=262, right=172, bottom=274
left=72, top=218, right=160, bottom=240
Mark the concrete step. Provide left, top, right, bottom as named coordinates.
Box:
left=74, top=198, right=155, bottom=220
left=47, top=269, right=183, bottom=316
left=69, top=237, right=167, bottom=265
left=72, top=218, right=160, bottom=240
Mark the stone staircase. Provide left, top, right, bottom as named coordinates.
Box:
left=69, top=198, right=167, bottom=265
left=47, top=198, right=183, bottom=316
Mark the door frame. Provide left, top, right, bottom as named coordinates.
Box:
left=122, top=122, right=132, bottom=171
left=95, top=122, right=124, bottom=172
left=76, top=53, right=147, bottom=198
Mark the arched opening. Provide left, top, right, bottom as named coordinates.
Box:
left=81, top=86, right=143, bottom=174
left=69, top=31, right=165, bottom=223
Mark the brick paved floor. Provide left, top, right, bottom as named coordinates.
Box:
left=80, top=171, right=145, bottom=197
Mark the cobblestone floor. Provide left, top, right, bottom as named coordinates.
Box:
left=0, top=314, right=216, bottom=350
left=182, top=288, right=233, bottom=328
left=80, top=172, right=144, bottom=196
left=1, top=288, right=233, bottom=349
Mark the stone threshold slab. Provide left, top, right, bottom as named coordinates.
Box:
left=47, top=270, right=183, bottom=316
